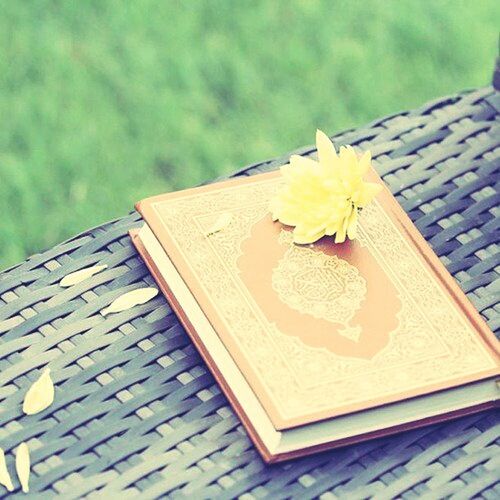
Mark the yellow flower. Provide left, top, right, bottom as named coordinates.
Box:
left=270, top=130, right=382, bottom=244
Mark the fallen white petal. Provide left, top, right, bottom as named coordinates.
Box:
left=23, top=368, right=55, bottom=415
left=15, top=443, right=30, bottom=493
left=101, top=287, right=159, bottom=316
left=205, top=213, right=233, bottom=236
left=60, top=264, right=107, bottom=287
left=0, top=448, right=13, bottom=492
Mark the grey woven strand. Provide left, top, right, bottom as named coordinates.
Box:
left=0, top=87, right=498, bottom=499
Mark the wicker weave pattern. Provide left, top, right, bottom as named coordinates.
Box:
left=0, top=87, right=498, bottom=499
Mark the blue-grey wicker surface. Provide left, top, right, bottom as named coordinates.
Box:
left=0, top=87, right=499, bottom=499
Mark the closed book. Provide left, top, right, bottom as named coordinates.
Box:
left=131, top=169, right=499, bottom=463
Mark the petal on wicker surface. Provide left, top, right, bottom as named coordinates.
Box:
left=23, top=369, right=54, bottom=416
left=15, top=443, right=30, bottom=493
left=0, top=448, right=13, bottom=493
left=100, top=287, right=159, bottom=316
left=59, top=264, right=107, bottom=287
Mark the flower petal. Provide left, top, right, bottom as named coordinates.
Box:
left=59, top=264, right=107, bottom=287
left=358, top=150, right=372, bottom=175
left=15, top=443, right=30, bottom=493
left=356, top=182, right=382, bottom=207
left=347, top=210, right=358, bottom=240
left=316, top=130, right=338, bottom=168
left=325, top=220, right=341, bottom=236
left=205, top=213, right=233, bottom=236
left=0, top=448, right=13, bottom=492
left=338, top=145, right=358, bottom=170
left=23, top=368, right=54, bottom=415
left=334, top=226, right=347, bottom=244
left=101, top=287, right=159, bottom=316
left=288, top=154, right=318, bottom=170
left=271, top=133, right=380, bottom=245
left=293, top=227, right=325, bottom=245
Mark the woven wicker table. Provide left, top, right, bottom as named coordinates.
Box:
left=1, top=87, right=499, bottom=499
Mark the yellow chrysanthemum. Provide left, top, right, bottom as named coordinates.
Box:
left=270, top=130, right=382, bottom=244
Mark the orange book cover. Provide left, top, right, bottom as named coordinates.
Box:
left=133, top=169, right=498, bottom=437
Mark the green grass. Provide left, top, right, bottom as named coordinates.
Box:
left=1, top=0, right=498, bottom=269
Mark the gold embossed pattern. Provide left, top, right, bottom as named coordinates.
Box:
left=272, top=230, right=367, bottom=342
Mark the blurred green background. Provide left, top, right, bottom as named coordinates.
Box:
left=1, top=0, right=499, bottom=269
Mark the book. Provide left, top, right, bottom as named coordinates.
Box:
left=131, top=169, right=499, bottom=463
